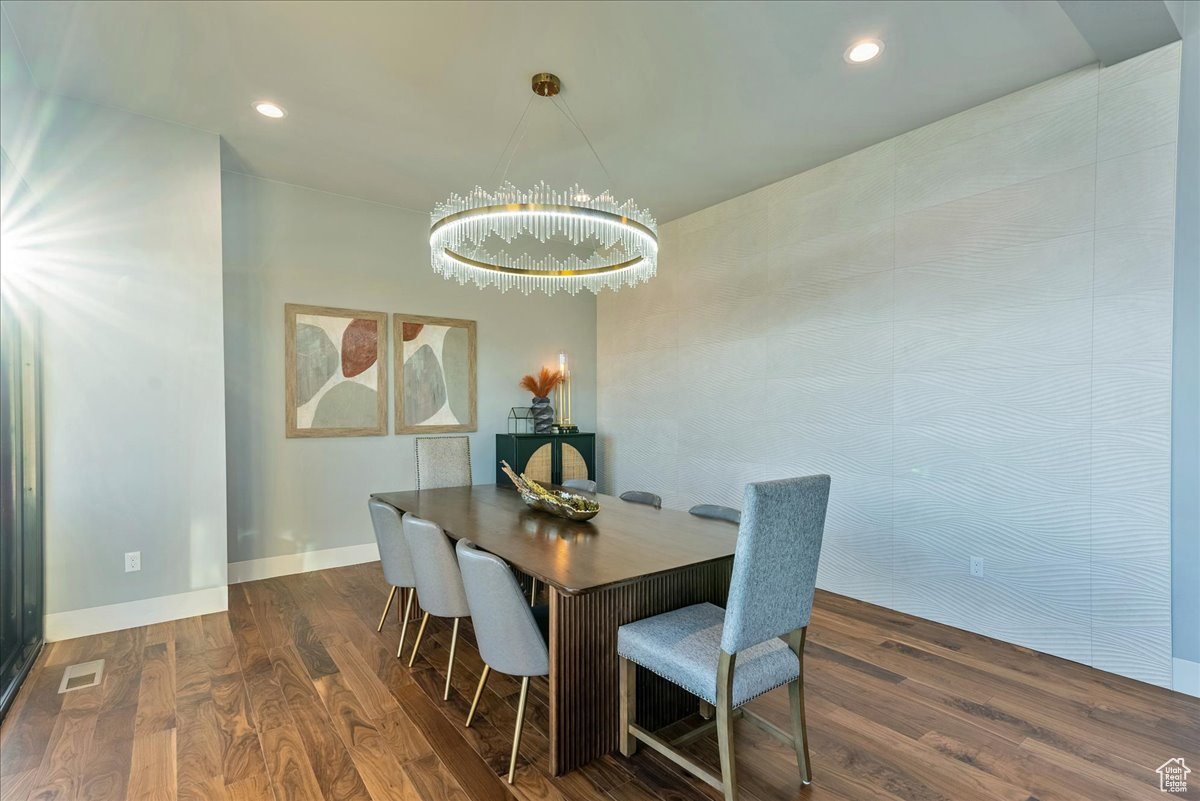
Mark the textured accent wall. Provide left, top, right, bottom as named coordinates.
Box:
left=597, top=44, right=1181, bottom=688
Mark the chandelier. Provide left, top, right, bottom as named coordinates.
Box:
left=430, top=73, right=658, bottom=295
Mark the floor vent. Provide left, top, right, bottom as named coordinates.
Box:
left=58, top=659, right=104, bottom=693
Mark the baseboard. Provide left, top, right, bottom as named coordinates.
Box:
left=44, top=585, right=228, bottom=642
left=227, top=542, right=380, bottom=584
left=1174, top=658, right=1200, bottom=697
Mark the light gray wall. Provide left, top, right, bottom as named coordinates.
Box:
left=0, top=9, right=35, bottom=161
left=598, top=45, right=1182, bottom=689
left=221, top=172, right=596, bottom=566
left=1, top=87, right=228, bottom=615
left=1170, top=0, right=1199, bottom=667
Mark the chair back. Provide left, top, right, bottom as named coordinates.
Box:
left=721, top=475, right=830, bottom=654
left=415, top=436, right=472, bottom=489
left=562, top=479, right=597, bottom=493
left=688, top=504, right=741, bottom=524
left=619, top=490, right=662, bottom=509
left=401, top=513, right=470, bottom=618
left=368, top=498, right=416, bottom=587
left=455, top=540, right=550, bottom=677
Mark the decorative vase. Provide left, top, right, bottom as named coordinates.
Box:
left=530, top=396, right=555, bottom=433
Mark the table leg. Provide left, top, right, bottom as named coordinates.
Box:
left=547, top=558, right=733, bottom=775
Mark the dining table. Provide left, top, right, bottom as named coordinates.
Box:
left=371, top=483, right=741, bottom=776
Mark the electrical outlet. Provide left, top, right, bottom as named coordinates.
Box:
left=970, top=556, right=984, bottom=577
left=125, top=551, right=141, bottom=572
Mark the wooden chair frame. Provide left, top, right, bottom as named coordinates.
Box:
left=619, top=628, right=811, bottom=801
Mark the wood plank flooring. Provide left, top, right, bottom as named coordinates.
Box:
left=2, top=562, right=1196, bottom=800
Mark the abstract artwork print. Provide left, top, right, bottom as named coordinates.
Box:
left=394, top=314, right=477, bottom=434
left=285, top=304, right=387, bottom=437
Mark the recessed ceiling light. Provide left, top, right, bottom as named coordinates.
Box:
left=253, top=101, right=287, bottom=119
left=844, top=39, right=884, bottom=64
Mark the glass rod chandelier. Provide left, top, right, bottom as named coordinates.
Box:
left=430, top=73, right=658, bottom=295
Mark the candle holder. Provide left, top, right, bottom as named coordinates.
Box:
left=555, top=351, right=578, bottom=433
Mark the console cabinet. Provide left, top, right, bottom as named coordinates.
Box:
left=496, top=433, right=595, bottom=487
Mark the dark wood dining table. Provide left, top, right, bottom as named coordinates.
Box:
left=371, top=484, right=740, bottom=775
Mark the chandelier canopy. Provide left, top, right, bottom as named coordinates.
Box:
left=429, top=73, right=658, bottom=296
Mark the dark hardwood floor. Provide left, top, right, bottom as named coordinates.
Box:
left=1, top=562, right=1196, bottom=800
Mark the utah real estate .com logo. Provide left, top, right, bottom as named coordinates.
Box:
left=1157, top=758, right=1191, bottom=793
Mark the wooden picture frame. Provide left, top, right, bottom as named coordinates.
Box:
left=394, top=313, right=477, bottom=434
left=285, top=303, right=388, bottom=438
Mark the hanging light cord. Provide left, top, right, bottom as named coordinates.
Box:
left=552, top=95, right=615, bottom=191
left=489, top=94, right=535, bottom=187
left=485, top=80, right=619, bottom=194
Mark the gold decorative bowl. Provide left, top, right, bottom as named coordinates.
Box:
left=518, top=489, right=600, bottom=521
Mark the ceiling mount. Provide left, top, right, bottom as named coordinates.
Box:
left=531, top=72, right=561, bottom=97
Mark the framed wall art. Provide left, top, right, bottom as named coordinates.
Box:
left=394, top=313, right=477, bottom=434
left=285, top=304, right=387, bottom=437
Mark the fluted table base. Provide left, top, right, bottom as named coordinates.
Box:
left=544, top=558, right=734, bottom=775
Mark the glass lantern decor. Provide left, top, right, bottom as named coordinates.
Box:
left=508, top=406, right=535, bottom=435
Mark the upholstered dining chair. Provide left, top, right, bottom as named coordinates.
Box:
left=689, top=504, right=741, bottom=524
left=617, top=475, right=831, bottom=800
left=455, top=539, right=550, bottom=784
left=619, top=490, right=662, bottom=509
left=414, top=436, right=472, bottom=489
left=368, top=498, right=420, bottom=658
left=402, top=513, right=472, bottom=700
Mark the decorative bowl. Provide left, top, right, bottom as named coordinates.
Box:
left=518, top=489, right=600, bottom=521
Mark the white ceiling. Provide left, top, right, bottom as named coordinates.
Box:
left=2, top=0, right=1099, bottom=222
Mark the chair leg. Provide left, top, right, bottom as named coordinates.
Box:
left=466, top=664, right=491, bottom=727
left=444, top=618, right=461, bottom=701
left=529, top=578, right=538, bottom=606
left=396, top=588, right=415, bottom=659
left=377, top=586, right=397, bottom=632
left=699, top=700, right=714, bottom=720
left=716, top=651, right=738, bottom=801
left=508, top=676, right=530, bottom=784
left=619, top=657, right=637, bottom=756
left=788, top=628, right=812, bottom=784
left=407, top=612, right=430, bottom=667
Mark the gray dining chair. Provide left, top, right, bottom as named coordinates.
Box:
left=617, top=475, right=831, bottom=800
left=402, top=513, right=472, bottom=700
left=415, top=436, right=472, bottom=489
left=620, top=490, right=662, bottom=509
left=689, top=504, right=741, bottom=524
left=455, top=539, right=550, bottom=784
left=368, top=498, right=420, bottom=658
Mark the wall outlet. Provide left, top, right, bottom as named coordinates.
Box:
left=125, top=551, right=141, bottom=572
left=970, top=556, right=984, bottom=578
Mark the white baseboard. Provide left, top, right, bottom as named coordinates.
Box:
left=228, top=542, right=380, bottom=584
left=1174, top=658, right=1200, bottom=697
left=42, top=544, right=381, bottom=642
left=44, top=585, right=228, bottom=642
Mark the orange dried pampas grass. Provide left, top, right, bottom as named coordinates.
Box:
left=519, top=367, right=563, bottom=398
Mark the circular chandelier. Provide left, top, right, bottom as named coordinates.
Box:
left=430, top=73, right=658, bottom=296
